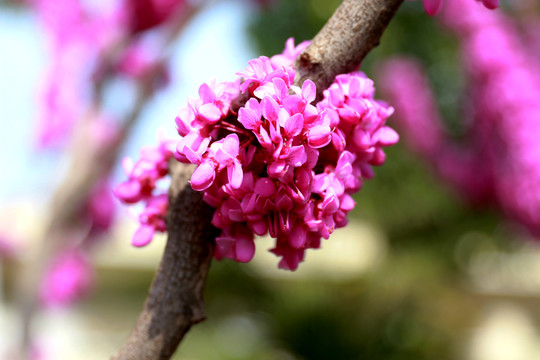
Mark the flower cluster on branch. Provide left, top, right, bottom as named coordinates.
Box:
left=117, top=39, right=398, bottom=270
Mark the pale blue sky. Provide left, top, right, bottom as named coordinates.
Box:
left=0, top=0, right=257, bottom=203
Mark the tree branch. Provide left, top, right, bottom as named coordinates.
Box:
left=112, top=0, right=403, bottom=358
left=295, top=0, right=404, bottom=100
left=111, top=163, right=219, bottom=359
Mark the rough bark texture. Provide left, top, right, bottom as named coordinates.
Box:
left=295, top=0, right=404, bottom=100
left=112, top=163, right=218, bottom=359
left=112, top=0, right=403, bottom=358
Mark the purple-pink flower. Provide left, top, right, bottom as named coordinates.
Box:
left=169, top=38, right=398, bottom=270
left=116, top=38, right=398, bottom=270
left=380, top=0, right=540, bottom=236
left=114, top=137, right=175, bottom=246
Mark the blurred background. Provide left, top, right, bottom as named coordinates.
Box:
left=2, top=0, right=540, bottom=359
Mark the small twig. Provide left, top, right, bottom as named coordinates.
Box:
left=111, top=0, right=404, bottom=359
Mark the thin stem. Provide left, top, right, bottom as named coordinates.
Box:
left=295, top=0, right=404, bottom=100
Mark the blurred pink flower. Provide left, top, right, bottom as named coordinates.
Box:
left=380, top=0, right=540, bottom=235
left=40, top=250, right=93, bottom=307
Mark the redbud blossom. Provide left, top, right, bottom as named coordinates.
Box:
left=116, top=39, right=398, bottom=270
left=172, top=39, right=398, bottom=270
left=114, top=137, right=175, bottom=247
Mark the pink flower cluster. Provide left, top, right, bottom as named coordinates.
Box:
left=380, top=0, right=540, bottom=235
left=170, top=39, right=398, bottom=270
left=423, top=0, right=498, bottom=16
left=114, top=138, right=175, bottom=247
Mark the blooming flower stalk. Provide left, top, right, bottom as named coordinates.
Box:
left=117, top=39, right=398, bottom=270
left=380, top=0, right=540, bottom=235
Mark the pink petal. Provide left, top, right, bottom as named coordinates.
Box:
left=312, top=173, right=330, bottom=193
left=278, top=210, right=290, bottom=232
left=268, top=159, right=288, bottom=177
left=337, top=106, right=359, bottom=123
left=340, top=194, right=356, bottom=212
left=238, top=101, right=261, bottom=130
left=282, top=94, right=304, bottom=114
left=241, top=193, right=258, bottom=213
left=481, top=0, right=498, bottom=9
left=235, top=236, right=255, bottom=262
left=276, top=191, right=293, bottom=211
left=261, top=96, right=280, bottom=121
left=254, top=178, right=277, bottom=197
left=322, top=192, right=340, bottom=214
left=253, top=82, right=275, bottom=99
left=285, top=145, right=306, bottom=166
left=353, top=127, right=372, bottom=149
left=222, top=134, right=240, bottom=157
left=132, top=225, right=155, bottom=247
left=180, top=143, right=201, bottom=164
left=302, top=80, right=316, bottom=103
left=303, top=105, right=319, bottom=126
left=257, top=128, right=272, bottom=148
left=329, top=86, right=344, bottom=107
left=278, top=250, right=301, bottom=271
left=175, top=108, right=195, bottom=136
left=191, top=161, right=216, bottom=191
left=289, top=225, right=307, bottom=249
left=198, top=103, right=222, bottom=123
left=273, top=77, right=289, bottom=100
left=198, top=83, right=216, bottom=103
left=331, top=131, right=346, bottom=152
left=284, top=113, right=304, bottom=137
left=373, top=126, right=399, bottom=146
left=336, top=151, right=356, bottom=178
left=122, top=157, right=134, bottom=175
left=227, top=161, right=244, bottom=189
left=370, top=148, right=387, bottom=166
left=307, top=125, right=332, bottom=148
left=348, top=76, right=361, bottom=98
left=114, top=180, right=142, bottom=203
left=423, top=0, right=443, bottom=15
left=269, top=118, right=283, bottom=144
left=252, top=220, right=268, bottom=236
left=216, top=236, right=235, bottom=259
